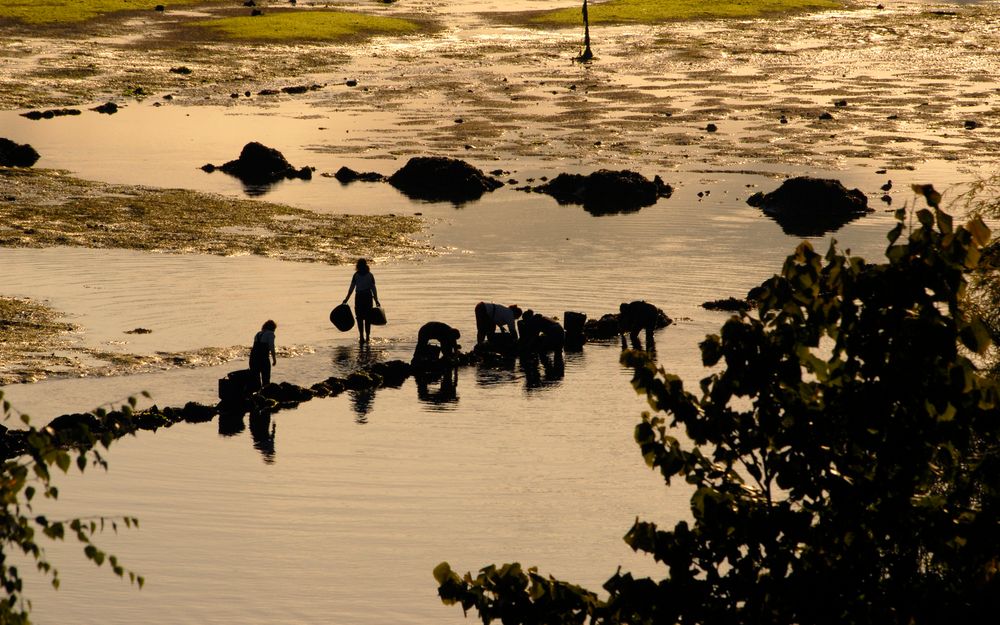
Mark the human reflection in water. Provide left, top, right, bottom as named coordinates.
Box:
left=333, top=343, right=381, bottom=424
left=416, top=368, right=459, bottom=408
left=349, top=387, right=376, bottom=424
left=218, top=410, right=246, bottom=437
left=332, top=342, right=381, bottom=374
left=249, top=409, right=276, bottom=464
left=520, top=350, right=565, bottom=392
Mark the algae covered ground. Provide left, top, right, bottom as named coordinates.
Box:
left=0, top=168, right=430, bottom=265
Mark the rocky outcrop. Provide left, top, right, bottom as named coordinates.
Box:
left=747, top=176, right=871, bottom=237
left=91, top=102, right=119, bottom=115
left=345, top=370, right=382, bottom=390
left=369, top=360, right=412, bottom=388
left=388, top=156, right=503, bottom=203
left=202, top=142, right=313, bottom=185
left=20, top=108, right=81, bottom=120
left=333, top=166, right=386, bottom=183
left=0, top=138, right=40, bottom=167
left=311, top=377, right=346, bottom=397
left=259, top=382, right=314, bottom=408
left=527, top=169, right=672, bottom=215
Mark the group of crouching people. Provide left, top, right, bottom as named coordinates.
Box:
left=411, top=299, right=661, bottom=368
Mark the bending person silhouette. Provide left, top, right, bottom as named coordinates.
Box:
left=475, top=301, right=522, bottom=345
left=619, top=300, right=658, bottom=351
left=413, top=321, right=461, bottom=364
left=520, top=310, right=565, bottom=353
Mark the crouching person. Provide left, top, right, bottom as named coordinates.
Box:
left=412, top=321, right=461, bottom=368
left=619, top=300, right=658, bottom=351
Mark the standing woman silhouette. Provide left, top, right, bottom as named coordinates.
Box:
left=343, top=258, right=380, bottom=343
left=249, top=319, right=277, bottom=388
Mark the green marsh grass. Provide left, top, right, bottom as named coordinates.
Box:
left=193, top=10, right=420, bottom=41
left=532, top=0, right=842, bottom=25
left=0, top=0, right=203, bottom=24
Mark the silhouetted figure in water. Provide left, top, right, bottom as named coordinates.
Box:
left=249, top=409, right=276, bottom=464
left=416, top=368, right=459, bottom=406
left=343, top=258, right=380, bottom=343
left=521, top=350, right=565, bottom=391
left=413, top=321, right=461, bottom=363
left=475, top=302, right=522, bottom=345
left=249, top=319, right=277, bottom=388
left=519, top=310, right=566, bottom=353
left=218, top=411, right=246, bottom=437
left=350, top=387, right=376, bottom=424
left=619, top=300, right=658, bottom=351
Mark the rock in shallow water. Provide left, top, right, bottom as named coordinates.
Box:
left=204, top=142, right=313, bottom=185
left=747, top=176, right=871, bottom=237
left=531, top=169, right=672, bottom=215
left=387, top=156, right=503, bottom=204
left=0, top=138, right=40, bottom=167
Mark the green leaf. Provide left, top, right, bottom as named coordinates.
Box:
left=55, top=453, right=70, bottom=474
left=433, top=562, right=455, bottom=585
left=911, top=183, right=941, bottom=208
left=967, top=217, right=991, bottom=247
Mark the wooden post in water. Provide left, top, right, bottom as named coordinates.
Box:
left=579, top=0, right=594, bottom=61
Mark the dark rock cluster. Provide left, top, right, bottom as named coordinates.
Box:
left=202, top=142, right=313, bottom=185
left=524, top=169, right=673, bottom=215
left=387, top=156, right=504, bottom=204
left=0, top=138, right=40, bottom=167
left=91, top=102, right=119, bottom=115
left=20, top=108, right=81, bottom=120
left=333, top=166, right=386, bottom=183
left=747, top=176, right=872, bottom=237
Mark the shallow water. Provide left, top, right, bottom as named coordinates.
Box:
left=3, top=0, right=1000, bottom=622
left=0, top=173, right=920, bottom=624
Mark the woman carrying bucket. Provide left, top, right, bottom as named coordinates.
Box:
left=343, top=258, right=381, bottom=343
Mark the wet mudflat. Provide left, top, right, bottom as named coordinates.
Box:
left=2, top=0, right=1000, bottom=623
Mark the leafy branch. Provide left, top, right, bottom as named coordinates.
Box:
left=0, top=390, right=144, bottom=623
left=435, top=192, right=1000, bottom=624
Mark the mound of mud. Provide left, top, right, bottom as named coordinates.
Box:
left=747, top=176, right=871, bottom=237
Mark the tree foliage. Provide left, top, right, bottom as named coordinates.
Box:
left=952, top=175, right=1000, bottom=377
left=436, top=194, right=1000, bottom=624
left=0, top=392, right=143, bottom=624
